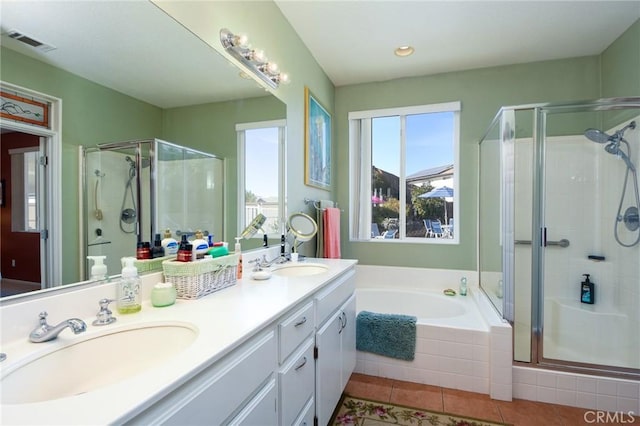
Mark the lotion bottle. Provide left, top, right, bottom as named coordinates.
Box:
left=117, top=257, right=142, bottom=314
left=161, top=229, right=179, bottom=256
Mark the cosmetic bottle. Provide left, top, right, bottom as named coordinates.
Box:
left=151, top=233, right=165, bottom=258
left=581, top=274, right=595, bottom=304
left=192, top=230, right=209, bottom=259
left=136, top=241, right=151, bottom=260
left=161, top=229, right=179, bottom=256
left=117, top=257, right=142, bottom=314
left=177, top=235, right=192, bottom=262
left=459, top=276, right=468, bottom=296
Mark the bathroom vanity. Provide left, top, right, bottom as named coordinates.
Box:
left=0, top=258, right=357, bottom=425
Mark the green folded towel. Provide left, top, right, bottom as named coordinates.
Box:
left=356, top=310, right=417, bottom=361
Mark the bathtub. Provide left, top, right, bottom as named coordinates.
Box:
left=356, top=288, right=488, bottom=330
left=353, top=265, right=511, bottom=399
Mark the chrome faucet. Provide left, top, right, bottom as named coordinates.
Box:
left=93, top=298, right=117, bottom=326
left=258, top=254, right=287, bottom=268
left=29, top=311, right=87, bottom=343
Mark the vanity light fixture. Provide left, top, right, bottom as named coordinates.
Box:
left=394, top=45, right=415, bottom=57
left=220, top=28, right=289, bottom=89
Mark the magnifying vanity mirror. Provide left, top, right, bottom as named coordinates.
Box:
left=0, top=1, right=286, bottom=299
left=287, top=212, right=318, bottom=251
left=240, top=214, right=267, bottom=240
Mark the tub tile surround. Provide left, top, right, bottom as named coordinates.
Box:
left=354, top=264, right=640, bottom=415
left=513, top=366, right=640, bottom=415
left=354, top=265, right=512, bottom=401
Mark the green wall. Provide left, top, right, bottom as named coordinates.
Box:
left=335, top=56, right=601, bottom=270
left=1, top=47, right=163, bottom=283
left=601, top=19, right=640, bottom=98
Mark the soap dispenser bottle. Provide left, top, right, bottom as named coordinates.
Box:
left=161, top=229, right=179, bottom=256
left=87, top=255, right=107, bottom=282
left=117, top=257, right=142, bottom=314
left=581, top=274, right=595, bottom=304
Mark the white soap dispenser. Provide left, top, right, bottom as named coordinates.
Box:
left=117, top=257, right=142, bottom=314
left=87, top=255, right=107, bottom=281
left=161, top=229, right=179, bottom=256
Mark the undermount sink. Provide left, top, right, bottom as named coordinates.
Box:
left=1, top=322, right=197, bottom=404
left=271, top=262, right=329, bottom=277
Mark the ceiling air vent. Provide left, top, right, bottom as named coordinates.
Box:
left=7, top=29, right=56, bottom=52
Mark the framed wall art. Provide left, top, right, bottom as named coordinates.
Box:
left=304, top=87, right=331, bottom=190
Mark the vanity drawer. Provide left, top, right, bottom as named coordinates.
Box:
left=293, top=397, right=314, bottom=426
left=147, top=330, right=276, bottom=426
left=279, top=337, right=315, bottom=426
left=315, top=268, right=355, bottom=326
left=227, top=378, right=277, bottom=425
left=279, top=301, right=314, bottom=363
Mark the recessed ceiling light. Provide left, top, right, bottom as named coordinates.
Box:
left=394, top=46, right=414, bottom=57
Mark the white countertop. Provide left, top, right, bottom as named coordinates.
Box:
left=0, top=258, right=357, bottom=425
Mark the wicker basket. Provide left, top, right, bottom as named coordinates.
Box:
left=134, top=255, right=176, bottom=274
left=162, top=254, right=239, bottom=300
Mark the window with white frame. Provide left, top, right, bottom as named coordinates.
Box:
left=237, top=120, right=286, bottom=238
left=349, top=101, right=460, bottom=242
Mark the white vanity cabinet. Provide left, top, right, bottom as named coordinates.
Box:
left=314, top=270, right=356, bottom=426
left=122, top=263, right=356, bottom=426
left=127, top=330, right=277, bottom=425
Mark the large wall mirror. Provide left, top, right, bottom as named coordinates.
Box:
left=0, top=1, right=286, bottom=299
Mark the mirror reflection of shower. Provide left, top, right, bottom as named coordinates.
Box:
left=584, top=120, right=639, bottom=247
left=120, top=156, right=137, bottom=233
left=120, top=156, right=150, bottom=234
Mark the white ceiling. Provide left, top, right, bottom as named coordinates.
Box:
left=275, top=1, right=640, bottom=87
left=1, top=1, right=638, bottom=108
left=0, top=1, right=270, bottom=108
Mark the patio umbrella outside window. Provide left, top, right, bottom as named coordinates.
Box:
left=418, top=186, right=453, bottom=224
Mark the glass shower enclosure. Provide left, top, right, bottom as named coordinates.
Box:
left=479, top=97, right=640, bottom=378
left=81, top=139, right=224, bottom=280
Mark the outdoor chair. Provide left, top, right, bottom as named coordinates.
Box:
left=382, top=229, right=398, bottom=239
left=431, top=220, right=444, bottom=238
left=423, top=219, right=433, bottom=237
left=371, top=223, right=381, bottom=238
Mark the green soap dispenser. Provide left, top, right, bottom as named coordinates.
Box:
left=580, top=274, right=595, bottom=304
left=118, top=257, right=142, bottom=314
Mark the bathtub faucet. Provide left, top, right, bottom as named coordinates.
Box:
left=29, top=311, right=87, bottom=343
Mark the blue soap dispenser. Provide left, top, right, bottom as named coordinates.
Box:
left=580, top=274, right=595, bottom=304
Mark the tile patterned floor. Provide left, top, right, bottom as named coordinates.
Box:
left=344, top=373, right=640, bottom=426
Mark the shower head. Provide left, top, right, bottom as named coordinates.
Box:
left=585, top=120, right=636, bottom=144
left=584, top=128, right=611, bottom=144
left=125, top=156, right=150, bottom=168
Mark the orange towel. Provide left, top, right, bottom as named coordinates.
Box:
left=323, top=207, right=341, bottom=259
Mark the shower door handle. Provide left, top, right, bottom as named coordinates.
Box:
left=514, top=238, right=570, bottom=248
left=546, top=239, right=570, bottom=248
left=541, top=228, right=570, bottom=248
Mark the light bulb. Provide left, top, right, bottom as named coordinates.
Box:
left=279, top=73, right=290, bottom=84
left=266, top=62, right=279, bottom=74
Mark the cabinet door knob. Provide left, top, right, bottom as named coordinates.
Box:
left=294, top=356, right=307, bottom=371
left=294, top=316, right=307, bottom=327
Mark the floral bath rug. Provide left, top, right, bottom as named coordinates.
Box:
left=331, top=395, right=511, bottom=426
